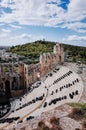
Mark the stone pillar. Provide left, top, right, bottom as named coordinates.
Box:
left=17, top=75, right=20, bottom=89
left=10, top=77, right=12, bottom=90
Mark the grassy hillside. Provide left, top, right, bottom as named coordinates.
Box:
left=63, top=44, right=86, bottom=63
left=10, top=40, right=55, bottom=55
left=9, top=40, right=86, bottom=64
left=69, top=103, right=86, bottom=119
left=9, top=40, right=55, bottom=64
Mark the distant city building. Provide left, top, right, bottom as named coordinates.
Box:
left=0, top=49, right=19, bottom=62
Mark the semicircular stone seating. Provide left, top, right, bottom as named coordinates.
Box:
left=29, top=66, right=84, bottom=116
left=0, top=66, right=84, bottom=130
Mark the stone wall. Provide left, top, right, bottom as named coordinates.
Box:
left=40, top=43, right=64, bottom=77
left=24, top=43, right=65, bottom=90
left=0, top=63, right=22, bottom=96
left=24, top=63, right=40, bottom=90
left=0, top=43, right=65, bottom=95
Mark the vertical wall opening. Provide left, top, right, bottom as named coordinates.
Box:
left=5, top=80, right=11, bottom=98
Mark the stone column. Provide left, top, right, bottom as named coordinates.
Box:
left=10, top=77, right=12, bottom=90
left=17, top=75, right=20, bottom=89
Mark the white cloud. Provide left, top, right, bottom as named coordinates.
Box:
left=10, top=33, right=32, bottom=40
left=0, top=23, right=4, bottom=26
left=62, top=35, right=86, bottom=47
left=61, top=22, right=86, bottom=33
left=2, top=28, right=11, bottom=33
left=0, top=0, right=86, bottom=32
left=0, top=29, right=11, bottom=39
left=60, top=0, right=86, bottom=32
left=0, top=33, right=8, bottom=38
left=64, top=0, right=86, bottom=22
left=0, top=0, right=65, bottom=26
left=11, top=33, right=44, bottom=41
left=9, top=24, right=22, bottom=29
left=66, top=35, right=86, bottom=41
left=0, top=32, right=45, bottom=46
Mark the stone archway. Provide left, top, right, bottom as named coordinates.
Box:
left=59, top=55, right=61, bottom=63
left=5, top=80, right=11, bottom=98
left=12, top=77, right=17, bottom=90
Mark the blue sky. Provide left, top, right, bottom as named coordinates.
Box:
left=0, top=0, right=86, bottom=47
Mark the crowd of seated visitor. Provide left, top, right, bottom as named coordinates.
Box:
left=0, top=104, right=11, bottom=119
left=43, top=90, right=79, bottom=108
left=15, top=93, right=45, bottom=111
left=69, top=90, right=79, bottom=99
left=59, top=78, right=79, bottom=91
left=26, top=116, right=34, bottom=121
left=53, top=71, right=73, bottom=85
left=45, top=68, right=60, bottom=78
left=0, top=116, right=20, bottom=124
left=43, top=95, right=67, bottom=108
left=50, top=78, right=79, bottom=96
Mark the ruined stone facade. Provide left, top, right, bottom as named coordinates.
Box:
left=18, top=63, right=25, bottom=89
left=0, top=43, right=64, bottom=96
left=24, top=43, right=65, bottom=90
left=0, top=63, right=20, bottom=92
left=40, top=43, right=64, bottom=77
left=24, top=63, right=40, bottom=89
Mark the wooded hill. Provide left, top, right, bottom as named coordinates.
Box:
left=63, top=43, right=86, bottom=63
left=9, top=40, right=86, bottom=64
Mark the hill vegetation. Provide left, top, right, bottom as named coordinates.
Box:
left=9, top=40, right=86, bottom=64
left=63, top=44, right=86, bottom=63
left=9, top=40, right=55, bottom=64
left=69, top=103, right=86, bottom=119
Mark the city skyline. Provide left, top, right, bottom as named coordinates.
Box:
left=0, top=0, right=86, bottom=47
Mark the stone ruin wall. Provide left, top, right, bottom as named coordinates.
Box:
left=39, top=43, right=64, bottom=77
left=0, top=43, right=65, bottom=95
left=24, top=43, right=65, bottom=90
left=0, top=64, right=18, bottom=91
left=0, top=63, right=25, bottom=97
left=24, top=63, right=40, bottom=89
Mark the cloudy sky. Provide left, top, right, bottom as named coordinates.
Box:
left=0, top=0, right=86, bottom=47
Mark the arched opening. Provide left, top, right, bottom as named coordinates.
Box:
left=5, top=80, right=11, bottom=98
left=59, top=56, right=61, bottom=63
left=12, top=77, right=17, bottom=90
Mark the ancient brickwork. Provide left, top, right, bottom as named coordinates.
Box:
left=0, top=43, right=64, bottom=96
left=18, top=63, right=24, bottom=89
left=0, top=63, right=21, bottom=96
left=40, top=43, right=64, bottom=77
left=24, top=63, right=40, bottom=89
left=24, top=43, right=65, bottom=90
